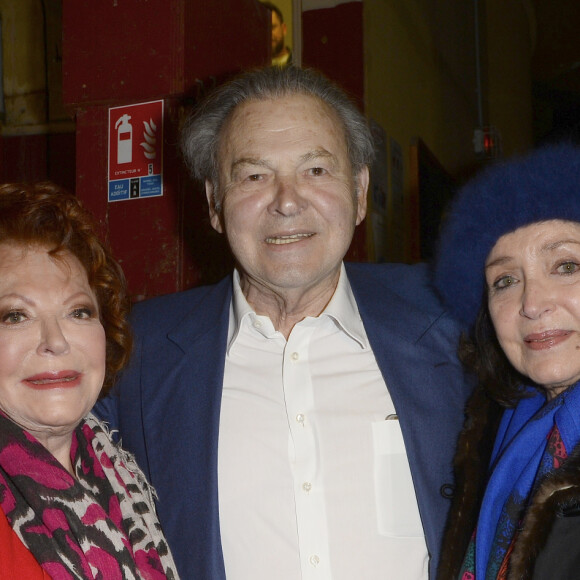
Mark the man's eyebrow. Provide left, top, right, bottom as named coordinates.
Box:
left=300, top=149, right=337, bottom=164
left=231, top=158, right=271, bottom=172
left=229, top=150, right=338, bottom=174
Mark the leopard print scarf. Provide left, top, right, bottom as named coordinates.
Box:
left=0, top=411, right=179, bottom=579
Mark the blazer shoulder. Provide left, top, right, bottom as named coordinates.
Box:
left=129, top=275, right=232, bottom=335
left=346, top=261, right=446, bottom=315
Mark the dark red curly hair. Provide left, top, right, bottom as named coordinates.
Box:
left=0, top=182, right=132, bottom=394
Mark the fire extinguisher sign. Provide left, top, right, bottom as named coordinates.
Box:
left=108, top=100, right=164, bottom=202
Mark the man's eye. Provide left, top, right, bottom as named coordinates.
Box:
left=309, top=167, right=327, bottom=176
left=247, top=174, right=263, bottom=181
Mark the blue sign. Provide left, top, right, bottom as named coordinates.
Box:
left=108, top=180, right=130, bottom=201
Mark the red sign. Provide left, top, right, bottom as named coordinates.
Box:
left=108, top=100, right=163, bottom=182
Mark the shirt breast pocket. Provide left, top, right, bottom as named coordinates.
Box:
left=372, top=419, right=424, bottom=538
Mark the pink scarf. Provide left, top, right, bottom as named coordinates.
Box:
left=0, top=411, right=178, bottom=579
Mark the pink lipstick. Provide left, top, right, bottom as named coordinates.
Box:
left=23, top=371, right=82, bottom=390
left=524, top=330, right=572, bottom=351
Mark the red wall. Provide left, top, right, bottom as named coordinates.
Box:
left=0, top=133, right=76, bottom=193
left=63, top=0, right=269, bottom=298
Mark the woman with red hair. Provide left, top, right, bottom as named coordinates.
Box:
left=0, top=182, right=178, bottom=579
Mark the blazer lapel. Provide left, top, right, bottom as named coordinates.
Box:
left=347, top=263, right=470, bottom=574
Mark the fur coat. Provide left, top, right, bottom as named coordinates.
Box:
left=437, top=385, right=580, bottom=580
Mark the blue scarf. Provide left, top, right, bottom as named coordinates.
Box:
left=475, top=383, right=580, bottom=579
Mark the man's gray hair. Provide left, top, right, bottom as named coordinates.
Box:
left=181, top=66, right=375, bottom=191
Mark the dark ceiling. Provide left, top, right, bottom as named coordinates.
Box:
left=532, top=0, right=580, bottom=143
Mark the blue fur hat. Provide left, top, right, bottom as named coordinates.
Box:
left=433, top=143, right=580, bottom=328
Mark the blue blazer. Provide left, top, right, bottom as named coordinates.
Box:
left=95, top=262, right=474, bottom=579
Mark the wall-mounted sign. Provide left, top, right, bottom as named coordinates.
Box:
left=108, top=100, right=164, bottom=202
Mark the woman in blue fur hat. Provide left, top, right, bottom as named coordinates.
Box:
left=434, top=143, right=580, bottom=580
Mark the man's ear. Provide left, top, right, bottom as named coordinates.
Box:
left=354, top=166, right=369, bottom=225
left=205, top=180, right=223, bottom=233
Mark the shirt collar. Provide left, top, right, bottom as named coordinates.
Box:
left=227, top=270, right=262, bottom=354
left=228, top=264, right=369, bottom=353
left=322, top=264, right=369, bottom=350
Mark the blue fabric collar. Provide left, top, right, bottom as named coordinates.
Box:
left=476, top=383, right=580, bottom=578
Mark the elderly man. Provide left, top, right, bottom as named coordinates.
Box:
left=95, top=66, right=473, bottom=579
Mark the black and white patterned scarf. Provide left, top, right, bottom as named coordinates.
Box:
left=0, top=411, right=179, bottom=579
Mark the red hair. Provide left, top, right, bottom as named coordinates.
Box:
left=0, top=182, right=132, bottom=393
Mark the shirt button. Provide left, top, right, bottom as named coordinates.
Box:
left=296, top=413, right=305, bottom=425
left=253, top=320, right=262, bottom=329
left=309, top=555, right=320, bottom=567
left=290, top=351, right=299, bottom=361
left=302, top=482, right=312, bottom=493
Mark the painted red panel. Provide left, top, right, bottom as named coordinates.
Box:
left=0, top=135, right=47, bottom=184
left=0, top=134, right=75, bottom=192
left=184, top=0, right=271, bottom=83
left=47, top=133, right=77, bottom=193
left=302, top=2, right=365, bottom=109
left=63, top=0, right=270, bottom=106
left=63, top=0, right=182, bottom=105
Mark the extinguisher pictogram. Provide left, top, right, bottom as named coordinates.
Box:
left=115, top=114, right=133, bottom=164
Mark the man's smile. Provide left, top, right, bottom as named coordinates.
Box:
left=265, top=233, right=315, bottom=245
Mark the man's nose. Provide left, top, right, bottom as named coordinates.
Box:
left=268, top=176, right=307, bottom=216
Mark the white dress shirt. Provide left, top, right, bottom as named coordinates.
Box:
left=218, top=265, right=428, bottom=579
